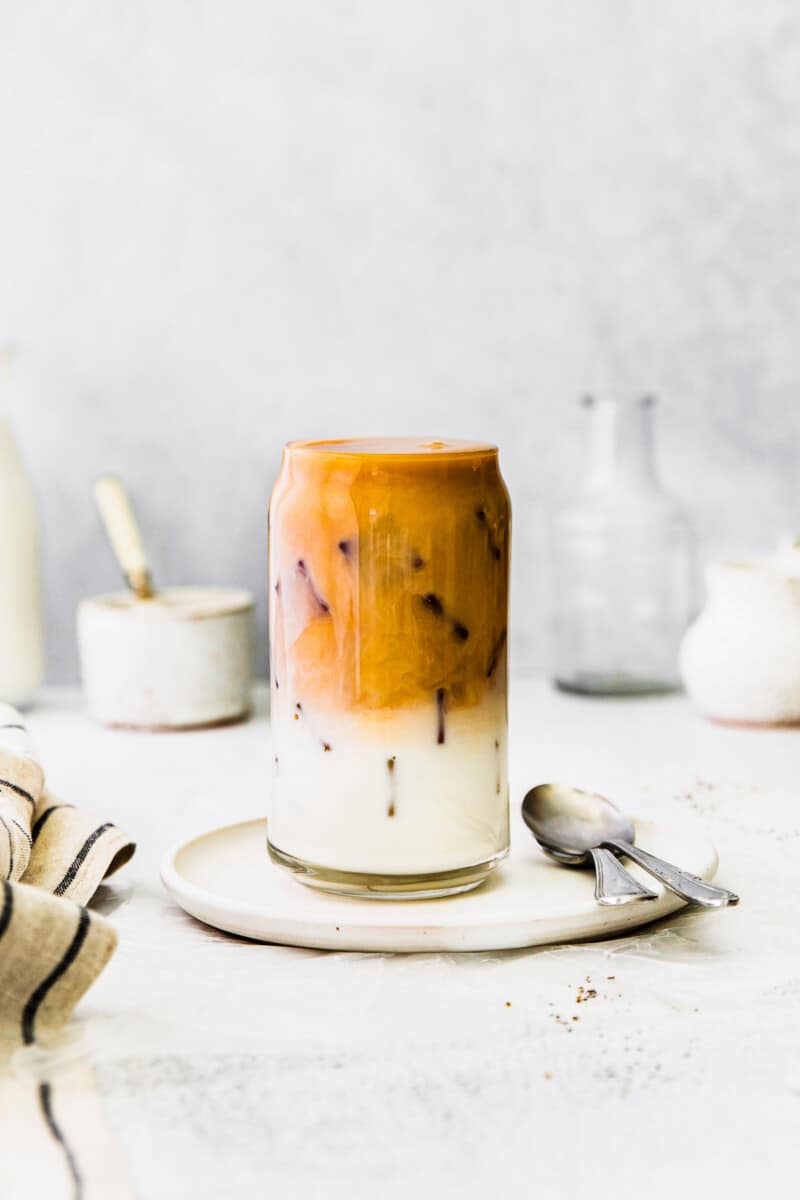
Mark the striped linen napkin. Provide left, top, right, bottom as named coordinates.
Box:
left=0, top=703, right=136, bottom=1198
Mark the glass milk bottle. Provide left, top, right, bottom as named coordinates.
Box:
left=0, top=353, right=44, bottom=704
left=551, top=396, right=694, bottom=695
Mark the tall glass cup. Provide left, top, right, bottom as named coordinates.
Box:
left=268, top=438, right=510, bottom=898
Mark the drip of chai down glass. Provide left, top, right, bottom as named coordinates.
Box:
left=267, top=437, right=511, bottom=899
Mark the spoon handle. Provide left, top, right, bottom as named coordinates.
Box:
left=607, top=840, right=739, bottom=908
left=589, top=848, right=658, bottom=905
left=93, top=475, right=155, bottom=599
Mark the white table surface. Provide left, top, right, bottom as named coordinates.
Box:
left=22, top=681, right=800, bottom=1199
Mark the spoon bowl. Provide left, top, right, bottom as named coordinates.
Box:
left=522, top=783, right=658, bottom=904
left=522, top=782, right=636, bottom=855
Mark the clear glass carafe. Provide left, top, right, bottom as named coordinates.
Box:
left=551, top=397, right=694, bottom=695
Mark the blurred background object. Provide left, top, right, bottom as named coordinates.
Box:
left=0, top=346, right=44, bottom=704
left=78, top=475, right=253, bottom=729
left=551, top=396, right=694, bottom=694
left=680, top=546, right=800, bottom=725
left=2, top=1, right=800, bottom=681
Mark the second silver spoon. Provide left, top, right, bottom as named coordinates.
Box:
left=523, top=809, right=658, bottom=905
left=522, top=783, right=740, bottom=909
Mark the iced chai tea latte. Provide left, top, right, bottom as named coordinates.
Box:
left=268, top=438, right=510, bottom=897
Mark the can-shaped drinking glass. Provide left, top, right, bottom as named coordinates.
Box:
left=268, top=437, right=510, bottom=898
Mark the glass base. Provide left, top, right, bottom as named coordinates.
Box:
left=554, top=674, right=680, bottom=698
left=267, top=840, right=509, bottom=900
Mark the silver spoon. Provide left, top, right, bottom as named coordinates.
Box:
left=522, top=783, right=740, bottom=909
left=539, top=840, right=659, bottom=905
left=522, top=791, right=658, bottom=905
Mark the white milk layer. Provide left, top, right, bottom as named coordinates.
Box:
left=268, top=695, right=509, bottom=875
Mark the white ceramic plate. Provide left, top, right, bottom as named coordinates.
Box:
left=161, top=817, right=719, bottom=953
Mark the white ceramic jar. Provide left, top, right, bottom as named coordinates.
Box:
left=77, top=586, right=253, bottom=729
left=680, top=559, right=800, bottom=725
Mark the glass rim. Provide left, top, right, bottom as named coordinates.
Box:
left=284, top=436, right=499, bottom=462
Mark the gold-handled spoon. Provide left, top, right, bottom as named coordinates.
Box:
left=93, top=475, right=155, bottom=600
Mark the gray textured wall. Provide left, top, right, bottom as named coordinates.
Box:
left=2, top=0, right=800, bottom=681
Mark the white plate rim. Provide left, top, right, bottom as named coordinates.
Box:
left=160, top=816, right=720, bottom=952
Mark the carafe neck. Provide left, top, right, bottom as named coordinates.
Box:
left=583, top=396, right=658, bottom=492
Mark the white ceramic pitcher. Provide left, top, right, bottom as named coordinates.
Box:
left=680, top=553, right=800, bottom=725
